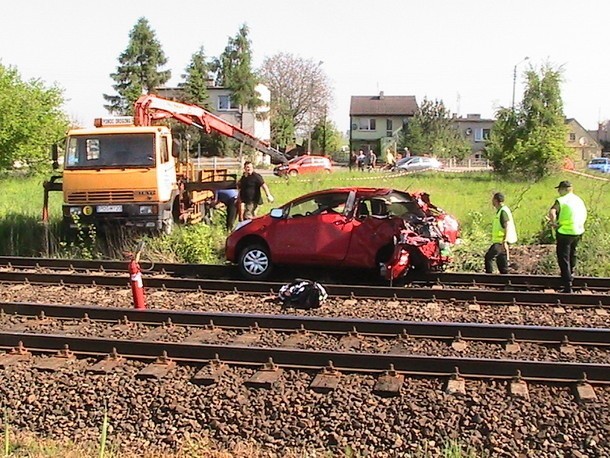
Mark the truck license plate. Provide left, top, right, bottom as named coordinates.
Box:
left=96, top=205, right=123, bottom=213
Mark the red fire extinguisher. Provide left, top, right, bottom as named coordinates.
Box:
left=128, top=241, right=146, bottom=310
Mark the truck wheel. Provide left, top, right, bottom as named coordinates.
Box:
left=238, top=244, right=272, bottom=280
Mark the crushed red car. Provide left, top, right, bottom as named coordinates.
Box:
left=225, top=187, right=459, bottom=281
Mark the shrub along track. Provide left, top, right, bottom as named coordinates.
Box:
left=0, top=261, right=608, bottom=455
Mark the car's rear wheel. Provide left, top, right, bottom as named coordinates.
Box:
left=288, top=169, right=298, bottom=177
left=238, top=244, right=272, bottom=280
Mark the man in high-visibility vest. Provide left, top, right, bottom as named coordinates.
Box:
left=485, top=192, right=518, bottom=274
left=547, top=181, right=587, bottom=293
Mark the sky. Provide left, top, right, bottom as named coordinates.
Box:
left=2, top=0, right=610, bottom=132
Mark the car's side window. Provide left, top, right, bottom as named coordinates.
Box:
left=356, top=200, right=372, bottom=218
left=286, top=198, right=319, bottom=218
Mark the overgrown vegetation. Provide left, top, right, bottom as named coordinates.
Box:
left=2, top=171, right=610, bottom=276
left=0, top=430, right=483, bottom=457
left=399, top=98, right=471, bottom=159
left=0, top=64, right=68, bottom=173
left=486, top=64, right=569, bottom=179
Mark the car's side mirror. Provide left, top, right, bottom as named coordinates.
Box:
left=51, top=144, right=59, bottom=170
left=270, top=208, right=284, bottom=218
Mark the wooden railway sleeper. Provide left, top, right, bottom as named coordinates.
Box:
left=445, top=367, right=466, bottom=395
left=192, top=354, right=229, bottom=386
left=34, top=344, right=76, bottom=371
left=374, top=364, right=405, bottom=397
left=246, top=357, right=283, bottom=389
left=509, top=370, right=530, bottom=399
left=504, top=333, right=521, bottom=353
left=310, top=361, right=341, bottom=393
left=574, top=373, right=597, bottom=402
left=137, top=351, right=175, bottom=379
left=0, top=341, right=32, bottom=367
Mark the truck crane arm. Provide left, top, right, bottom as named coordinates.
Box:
left=134, top=95, right=288, bottom=164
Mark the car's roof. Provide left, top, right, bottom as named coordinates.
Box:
left=290, top=187, right=395, bottom=200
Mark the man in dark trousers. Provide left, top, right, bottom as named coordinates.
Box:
left=547, top=181, right=587, bottom=293
left=484, top=192, right=517, bottom=274
left=238, top=161, right=274, bottom=220
left=215, top=188, right=238, bottom=231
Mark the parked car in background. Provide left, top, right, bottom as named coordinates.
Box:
left=273, top=155, right=332, bottom=177
left=394, top=156, right=442, bottom=172
left=226, top=187, right=459, bottom=281
left=587, top=157, right=610, bottom=173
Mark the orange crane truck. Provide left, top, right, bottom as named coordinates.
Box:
left=43, top=95, right=287, bottom=233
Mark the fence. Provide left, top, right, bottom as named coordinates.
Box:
left=440, top=158, right=491, bottom=169
left=191, top=157, right=242, bottom=172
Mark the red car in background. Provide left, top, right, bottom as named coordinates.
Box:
left=225, top=187, right=459, bottom=281
left=273, top=155, right=332, bottom=177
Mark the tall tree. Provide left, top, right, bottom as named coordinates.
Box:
left=103, top=17, right=171, bottom=115
left=180, top=46, right=211, bottom=108
left=486, top=64, right=569, bottom=179
left=0, top=63, right=68, bottom=172
left=311, top=118, right=342, bottom=154
left=399, top=98, right=470, bottom=159
left=259, top=53, right=332, bottom=143
left=214, top=24, right=261, bottom=112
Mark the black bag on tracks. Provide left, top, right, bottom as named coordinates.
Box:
left=278, top=279, right=328, bottom=309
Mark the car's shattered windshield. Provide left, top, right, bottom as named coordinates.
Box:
left=65, top=134, right=155, bottom=169
left=379, top=191, right=427, bottom=218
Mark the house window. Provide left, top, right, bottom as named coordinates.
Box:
left=474, top=128, right=491, bottom=142
left=218, top=95, right=238, bottom=111
left=386, top=119, right=393, bottom=137
left=358, top=118, right=376, bottom=131
left=569, top=133, right=576, bottom=142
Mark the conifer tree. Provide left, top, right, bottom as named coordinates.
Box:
left=214, top=24, right=261, bottom=113
left=180, top=46, right=211, bottom=108
left=103, top=17, right=171, bottom=115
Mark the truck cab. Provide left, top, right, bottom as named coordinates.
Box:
left=61, top=122, right=179, bottom=232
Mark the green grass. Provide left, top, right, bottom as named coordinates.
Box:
left=2, top=170, right=610, bottom=274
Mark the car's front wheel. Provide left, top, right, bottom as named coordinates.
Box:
left=238, top=244, right=272, bottom=280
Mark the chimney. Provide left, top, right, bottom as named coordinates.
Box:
left=466, top=113, right=481, bottom=120
left=379, top=91, right=384, bottom=99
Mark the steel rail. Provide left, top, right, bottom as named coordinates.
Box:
left=0, top=270, right=609, bottom=307
left=0, top=332, right=608, bottom=384
left=0, top=256, right=608, bottom=291
left=2, top=302, right=609, bottom=346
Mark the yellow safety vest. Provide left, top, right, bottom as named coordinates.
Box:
left=556, top=193, right=587, bottom=235
left=492, top=205, right=517, bottom=244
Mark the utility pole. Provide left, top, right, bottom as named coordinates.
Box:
left=322, top=106, right=327, bottom=155
left=512, top=57, right=529, bottom=109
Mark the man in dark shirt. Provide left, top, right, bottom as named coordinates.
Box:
left=238, top=161, right=274, bottom=220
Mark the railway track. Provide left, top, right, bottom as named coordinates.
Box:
left=0, top=302, right=608, bottom=394
left=0, top=268, right=609, bottom=308
left=0, top=255, right=608, bottom=292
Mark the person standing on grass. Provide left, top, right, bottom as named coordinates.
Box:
left=484, top=192, right=517, bottom=274
left=214, top=188, right=238, bottom=231
left=547, top=180, right=587, bottom=293
left=238, top=161, right=274, bottom=221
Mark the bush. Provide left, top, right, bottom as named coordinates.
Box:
left=449, top=211, right=489, bottom=272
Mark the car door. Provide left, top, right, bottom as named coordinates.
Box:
left=267, top=192, right=355, bottom=265
left=343, top=196, right=402, bottom=268
left=407, top=157, right=422, bottom=171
